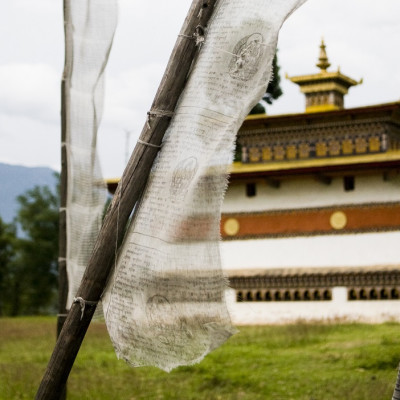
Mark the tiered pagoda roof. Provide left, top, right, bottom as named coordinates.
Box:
left=231, top=40, right=400, bottom=181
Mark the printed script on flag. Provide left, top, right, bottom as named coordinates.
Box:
left=102, top=0, right=307, bottom=372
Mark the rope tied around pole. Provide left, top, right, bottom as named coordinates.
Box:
left=146, top=109, right=175, bottom=130
left=178, top=25, right=205, bottom=47
left=73, top=297, right=98, bottom=320
left=194, top=25, right=205, bottom=46
left=137, top=139, right=163, bottom=149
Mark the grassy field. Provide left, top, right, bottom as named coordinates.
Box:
left=1, top=317, right=400, bottom=399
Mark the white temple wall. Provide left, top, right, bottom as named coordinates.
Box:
left=221, top=231, right=400, bottom=270
left=222, top=173, right=400, bottom=213
left=221, top=172, right=400, bottom=324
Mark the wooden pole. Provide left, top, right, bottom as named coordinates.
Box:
left=58, top=0, right=71, bottom=338
left=55, top=1, right=72, bottom=399
left=35, top=1, right=218, bottom=398
left=392, top=365, right=400, bottom=400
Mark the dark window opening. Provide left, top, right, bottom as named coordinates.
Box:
left=370, top=289, right=378, bottom=300
left=359, top=289, right=367, bottom=300
left=380, top=289, right=389, bottom=300
left=323, top=290, right=332, bottom=301
left=348, top=289, right=357, bottom=300
left=313, top=290, right=321, bottom=301
left=343, top=176, right=355, bottom=191
left=246, top=183, right=256, bottom=197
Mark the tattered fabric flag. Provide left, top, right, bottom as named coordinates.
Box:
left=102, top=0, right=307, bottom=372
left=64, top=0, right=117, bottom=308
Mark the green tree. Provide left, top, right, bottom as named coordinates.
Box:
left=0, top=217, right=17, bottom=315
left=249, top=52, right=283, bottom=114
left=10, top=183, right=59, bottom=315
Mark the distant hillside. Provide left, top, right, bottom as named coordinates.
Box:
left=0, top=163, right=57, bottom=223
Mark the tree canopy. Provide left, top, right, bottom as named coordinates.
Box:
left=249, top=52, right=283, bottom=115
left=0, top=217, right=16, bottom=315
left=0, top=181, right=59, bottom=316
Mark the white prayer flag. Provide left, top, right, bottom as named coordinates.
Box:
left=64, top=0, right=117, bottom=308
left=102, top=0, right=307, bottom=372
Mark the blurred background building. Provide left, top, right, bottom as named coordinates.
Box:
left=222, top=40, right=400, bottom=324
left=107, top=41, right=400, bottom=324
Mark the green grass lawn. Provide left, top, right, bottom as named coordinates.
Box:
left=0, top=317, right=399, bottom=399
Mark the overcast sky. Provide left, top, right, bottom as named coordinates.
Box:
left=1, top=0, right=399, bottom=178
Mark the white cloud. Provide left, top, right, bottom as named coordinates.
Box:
left=103, top=63, right=165, bottom=128
left=0, top=62, right=61, bottom=170
left=0, top=1, right=63, bottom=66
left=0, top=113, right=59, bottom=170
left=96, top=63, right=166, bottom=177
left=0, top=63, right=60, bottom=123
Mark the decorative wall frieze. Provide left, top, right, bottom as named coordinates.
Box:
left=231, top=269, right=400, bottom=302
left=229, top=269, right=400, bottom=289
left=238, top=112, right=400, bottom=164
left=221, top=202, right=400, bottom=239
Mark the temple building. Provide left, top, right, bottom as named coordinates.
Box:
left=221, top=40, right=400, bottom=324
left=107, top=41, right=400, bottom=324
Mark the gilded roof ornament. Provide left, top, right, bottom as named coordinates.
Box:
left=316, top=38, right=331, bottom=72
left=287, top=38, right=361, bottom=112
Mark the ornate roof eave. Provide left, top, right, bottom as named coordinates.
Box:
left=242, top=101, right=400, bottom=127
left=225, top=265, right=400, bottom=279
left=288, top=71, right=361, bottom=93
left=229, top=151, right=400, bottom=180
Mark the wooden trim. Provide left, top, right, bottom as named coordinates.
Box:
left=221, top=202, right=400, bottom=239
left=241, top=101, right=400, bottom=128
left=229, top=154, right=400, bottom=180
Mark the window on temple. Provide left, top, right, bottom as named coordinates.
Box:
left=343, top=176, right=355, bottom=191
left=246, top=183, right=256, bottom=197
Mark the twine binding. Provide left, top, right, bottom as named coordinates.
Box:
left=194, top=25, right=205, bottom=47
left=73, top=297, right=98, bottom=320
left=146, top=109, right=175, bottom=130
left=137, top=139, right=162, bottom=149
left=178, top=25, right=205, bottom=47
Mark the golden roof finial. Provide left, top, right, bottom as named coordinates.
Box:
left=287, top=37, right=361, bottom=113
left=316, top=38, right=331, bottom=72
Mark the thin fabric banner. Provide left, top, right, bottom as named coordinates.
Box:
left=65, top=0, right=117, bottom=308
left=102, top=0, right=307, bottom=371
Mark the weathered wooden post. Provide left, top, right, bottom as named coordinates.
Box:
left=392, top=365, right=400, bottom=400
left=35, top=1, right=218, bottom=398
left=55, top=2, right=72, bottom=398
left=58, top=0, right=71, bottom=338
